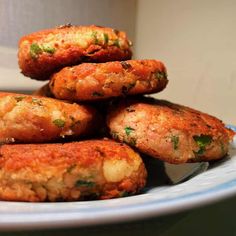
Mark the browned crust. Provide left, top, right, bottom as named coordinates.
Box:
left=107, top=98, right=234, bottom=164
left=49, top=59, right=168, bottom=101
left=0, top=92, right=100, bottom=143
left=0, top=140, right=147, bottom=202
left=18, top=25, right=132, bottom=80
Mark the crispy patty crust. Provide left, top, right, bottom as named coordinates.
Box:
left=0, top=92, right=99, bottom=144
left=18, top=25, right=132, bottom=80
left=107, top=98, right=234, bottom=164
left=0, top=140, right=147, bottom=202
left=49, top=60, right=168, bottom=101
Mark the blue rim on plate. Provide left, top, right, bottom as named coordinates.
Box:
left=0, top=125, right=235, bottom=230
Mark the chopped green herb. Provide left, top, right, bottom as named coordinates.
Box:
left=30, top=43, right=56, bottom=59
left=125, top=127, right=135, bottom=136
left=194, top=135, right=212, bottom=147
left=121, top=82, right=135, bottom=95
left=53, top=119, right=65, bottom=128
left=129, top=137, right=137, bottom=146
left=75, top=180, right=95, bottom=188
left=195, top=148, right=205, bottom=155
left=103, top=33, right=109, bottom=44
left=31, top=98, right=43, bottom=106
left=171, top=135, right=179, bottom=150
left=92, top=91, right=104, bottom=97
left=91, top=31, right=99, bottom=44
left=220, top=142, right=225, bottom=155
left=41, top=45, right=56, bottom=54
left=86, top=192, right=99, bottom=200
left=69, top=116, right=81, bottom=129
left=113, top=39, right=120, bottom=48
left=119, top=191, right=129, bottom=197
left=155, top=71, right=167, bottom=80
left=193, top=135, right=212, bottom=155
left=30, top=43, right=42, bottom=59
left=14, top=96, right=25, bottom=102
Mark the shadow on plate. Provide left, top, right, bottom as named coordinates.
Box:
left=141, top=154, right=209, bottom=192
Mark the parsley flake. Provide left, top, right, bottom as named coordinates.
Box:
left=92, top=91, right=104, bottom=97
left=125, top=127, right=135, bottom=136
left=220, top=142, right=225, bottom=155
left=30, top=43, right=56, bottom=59
left=155, top=71, right=167, bottom=80
left=119, top=191, right=129, bottom=197
left=121, top=82, right=135, bottom=95
left=53, top=119, right=65, bottom=128
left=30, top=43, right=42, bottom=59
left=103, top=33, right=109, bottom=44
left=31, top=98, right=43, bottom=106
left=193, top=135, right=212, bottom=155
left=91, top=31, right=99, bottom=44
left=41, top=45, right=56, bottom=54
left=171, top=135, right=179, bottom=150
left=113, top=39, right=120, bottom=48
left=129, top=137, right=137, bottom=146
left=75, top=180, right=95, bottom=188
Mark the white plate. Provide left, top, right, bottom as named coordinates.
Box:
left=0, top=126, right=235, bottom=231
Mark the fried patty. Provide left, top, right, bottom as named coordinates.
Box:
left=32, top=83, right=53, bottom=97
left=0, top=92, right=99, bottom=144
left=0, top=140, right=147, bottom=202
left=107, top=98, right=234, bottom=164
left=18, top=25, right=132, bottom=80
left=49, top=60, right=168, bottom=101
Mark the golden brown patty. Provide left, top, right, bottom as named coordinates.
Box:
left=49, top=60, right=168, bottom=101
left=0, top=92, right=99, bottom=144
left=107, top=98, right=234, bottom=164
left=0, top=140, right=147, bottom=202
left=32, top=83, right=53, bottom=97
left=18, top=25, right=132, bottom=80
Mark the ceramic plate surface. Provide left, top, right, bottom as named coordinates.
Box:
left=0, top=127, right=235, bottom=230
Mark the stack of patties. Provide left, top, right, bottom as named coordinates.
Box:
left=0, top=25, right=233, bottom=202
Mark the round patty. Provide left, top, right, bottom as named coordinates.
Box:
left=0, top=92, right=99, bottom=144
left=0, top=140, right=147, bottom=202
left=18, top=24, right=132, bottom=80
left=49, top=60, right=168, bottom=101
left=107, top=98, right=234, bottom=164
left=32, top=83, right=53, bottom=97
